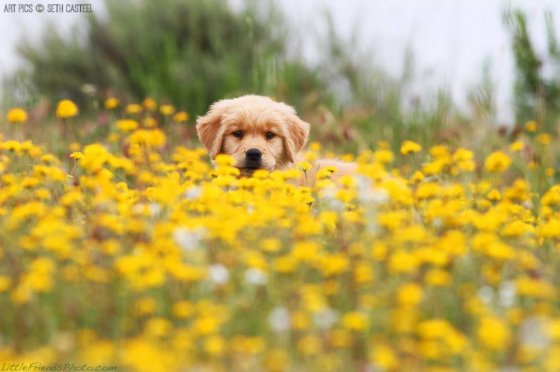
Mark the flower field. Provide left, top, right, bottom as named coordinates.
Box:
left=2, top=100, right=560, bottom=371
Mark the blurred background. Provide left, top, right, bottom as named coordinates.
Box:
left=1, top=0, right=560, bottom=153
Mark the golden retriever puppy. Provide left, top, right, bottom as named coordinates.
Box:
left=196, top=95, right=355, bottom=181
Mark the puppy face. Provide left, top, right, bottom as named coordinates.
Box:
left=196, top=95, right=310, bottom=176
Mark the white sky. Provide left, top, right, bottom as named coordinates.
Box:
left=1, top=0, right=560, bottom=123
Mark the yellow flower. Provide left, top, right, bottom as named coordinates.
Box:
left=173, top=111, right=189, bottom=122
left=378, top=210, right=407, bottom=230
left=144, top=317, right=172, bottom=338
left=126, top=103, right=142, bottom=114
left=388, top=250, right=419, bottom=274
left=370, top=344, right=398, bottom=370
left=303, top=141, right=319, bottom=152
left=537, top=133, right=552, bottom=145
left=0, top=275, right=11, bottom=292
left=430, top=144, right=450, bottom=159
left=397, top=283, right=423, bottom=307
left=411, top=170, right=425, bottom=183
left=193, top=314, right=221, bottom=335
left=319, top=253, right=349, bottom=276
left=416, top=182, right=441, bottom=199
left=547, top=320, right=560, bottom=341
left=341, top=311, right=369, bottom=331
left=204, top=335, right=225, bottom=356
left=453, top=148, right=476, bottom=173
left=316, top=166, right=337, bottom=179
left=143, top=97, right=157, bottom=111
left=484, top=151, right=511, bottom=173
left=542, top=186, right=560, bottom=206
left=127, top=129, right=167, bottom=148
left=172, top=301, right=193, bottom=318
left=104, top=97, right=120, bottom=110
left=116, top=119, right=139, bottom=132
left=422, top=160, right=445, bottom=175
left=291, top=241, right=320, bottom=262
left=214, top=154, right=236, bottom=166
left=134, top=297, right=156, bottom=316
left=354, top=262, right=374, bottom=284
left=477, top=316, right=511, bottom=351
left=425, top=269, right=451, bottom=286
left=510, top=140, right=525, bottom=152
left=400, top=140, right=422, bottom=155
left=453, top=147, right=474, bottom=161
left=538, top=218, right=560, bottom=238
left=417, top=319, right=453, bottom=339
left=525, top=120, right=538, bottom=132
left=501, top=220, right=532, bottom=238
left=298, top=161, right=312, bottom=171
left=516, top=276, right=555, bottom=299
left=374, top=149, right=394, bottom=164
left=69, top=142, right=81, bottom=152
left=6, top=107, right=28, bottom=124
left=261, top=238, right=281, bottom=253
left=486, top=189, right=501, bottom=201
left=160, top=104, right=175, bottom=116
left=56, top=99, right=79, bottom=119
left=69, top=152, right=84, bottom=160
left=143, top=117, right=158, bottom=128
left=297, top=335, right=321, bottom=355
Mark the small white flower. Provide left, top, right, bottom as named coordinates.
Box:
left=80, top=83, right=97, bottom=96
left=244, top=268, right=268, bottom=285
left=520, top=317, right=549, bottom=349
left=498, top=280, right=516, bottom=307
left=173, top=227, right=205, bottom=251
left=320, top=186, right=345, bottom=211
left=131, top=202, right=161, bottom=216
left=131, top=203, right=144, bottom=214
left=356, top=176, right=389, bottom=204
left=313, top=309, right=339, bottom=329
left=208, top=264, right=229, bottom=285
left=432, top=218, right=443, bottom=229
left=184, top=186, right=202, bottom=200
left=148, top=202, right=161, bottom=216
left=367, top=188, right=390, bottom=204
left=477, top=286, right=494, bottom=304
left=268, top=307, right=291, bottom=332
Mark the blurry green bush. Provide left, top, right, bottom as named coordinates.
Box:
left=505, top=10, right=560, bottom=132
left=13, top=0, right=324, bottom=116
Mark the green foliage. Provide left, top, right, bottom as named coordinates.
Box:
left=15, top=0, right=324, bottom=116
left=504, top=9, right=560, bottom=131
left=9, top=0, right=462, bottom=152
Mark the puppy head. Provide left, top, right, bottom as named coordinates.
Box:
left=196, top=95, right=310, bottom=175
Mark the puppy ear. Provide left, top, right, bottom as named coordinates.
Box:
left=196, top=99, right=231, bottom=159
left=284, top=115, right=310, bottom=163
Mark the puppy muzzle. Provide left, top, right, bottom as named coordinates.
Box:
left=244, top=148, right=262, bottom=170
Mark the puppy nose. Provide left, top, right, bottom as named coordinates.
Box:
left=246, top=148, right=262, bottom=161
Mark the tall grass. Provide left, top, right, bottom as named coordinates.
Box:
left=504, top=9, right=560, bottom=132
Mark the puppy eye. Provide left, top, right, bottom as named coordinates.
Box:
left=232, top=130, right=244, bottom=139
left=265, top=131, right=275, bottom=140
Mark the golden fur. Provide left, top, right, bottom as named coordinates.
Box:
left=196, top=95, right=355, bottom=181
